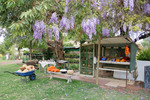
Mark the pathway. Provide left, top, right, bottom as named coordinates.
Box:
left=0, top=60, right=22, bottom=65
left=46, top=71, right=135, bottom=88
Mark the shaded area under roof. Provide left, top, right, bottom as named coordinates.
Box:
left=63, top=47, right=79, bottom=51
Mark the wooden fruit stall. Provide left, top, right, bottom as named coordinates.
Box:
left=80, top=36, right=138, bottom=80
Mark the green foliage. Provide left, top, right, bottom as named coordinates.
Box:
left=141, top=38, right=150, bottom=48
left=63, top=43, right=74, bottom=47
left=137, top=48, right=150, bottom=61
left=24, top=50, right=43, bottom=54
left=69, top=64, right=79, bottom=70
left=65, top=53, right=79, bottom=58
left=8, top=45, right=17, bottom=56
left=141, top=41, right=150, bottom=48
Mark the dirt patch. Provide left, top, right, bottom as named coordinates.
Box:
left=99, top=83, right=150, bottom=94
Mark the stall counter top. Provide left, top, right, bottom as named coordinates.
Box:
left=99, top=60, right=130, bottom=65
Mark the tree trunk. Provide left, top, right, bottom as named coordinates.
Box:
left=96, top=37, right=101, bottom=85
left=56, top=39, right=64, bottom=60
left=30, top=40, right=32, bottom=60
left=47, top=40, right=64, bottom=60
left=16, top=48, right=21, bottom=60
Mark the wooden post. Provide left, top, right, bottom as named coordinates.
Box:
left=96, top=37, right=101, bottom=85
left=126, top=66, right=128, bottom=88
left=30, top=40, right=32, bottom=60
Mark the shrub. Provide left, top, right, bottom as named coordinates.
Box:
left=70, top=64, right=79, bottom=70
left=137, top=48, right=150, bottom=61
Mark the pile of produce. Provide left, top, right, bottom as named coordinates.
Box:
left=100, top=56, right=130, bottom=62
left=17, top=64, right=35, bottom=73
left=47, top=66, right=60, bottom=72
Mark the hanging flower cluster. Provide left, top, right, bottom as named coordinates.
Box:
left=52, top=26, right=59, bottom=41
left=90, top=0, right=97, bottom=9
left=146, top=23, right=150, bottom=30
left=47, top=29, right=52, bottom=40
left=102, top=28, right=109, bottom=37
left=49, top=12, right=60, bottom=41
left=144, top=2, right=150, bottom=14
left=59, top=16, right=75, bottom=35
left=123, top=0, right=128, bottom=8
left=33, top=20, right=46, bottom=41
left=81, top=17, right=99, bottom=39
left=49, top=12, right=58, bottom=24
left=123, top=0, right=134, bottom=11
left=65, top=0, right=70, bottom=13
left=123, top=23, right=127, bottom=32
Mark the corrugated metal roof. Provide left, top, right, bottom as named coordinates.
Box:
left=101, top=36, right=132, bottom=44
left=82, top=36, right=133, bottom=46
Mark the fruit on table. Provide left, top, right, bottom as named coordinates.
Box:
left=116, top=59, right=120, bottom=62
left=120, top=59, right=126, bottom=62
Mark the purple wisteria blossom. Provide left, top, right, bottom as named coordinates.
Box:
left=66, top=0, right=70, bottom=5
left=102, top=28, right=109, bottom=36
left=52, top=26, right=59, bottom=41
left=49, top=12, right=58, bottom=24
left=129, top=22, right=132, bottom=29
left=33, top=20, right=46, bottom=41
left=59, top=17, right=67, bottom=28
left=102, top=0, right=106, bottom=6
left=70, top=16, right=75, bottom=29
left=65, top=19, right=70, bottom=32
left=137, top=24, right=142, bottom=30
left=146, top=23, right=149, bottom=30
left=117, top=12, right=122, bottom=16
left=81, top=0, right=84, bottom=4
left=59, top=16, right=75, bottom=34
left=81, top=17, right=99, bottom=39
left=102, top=12, right=107, bottom=19
left=65, top=6, right=69, bottom=13
left=47, top=29, right=52, bottom=40
left=129, top=0, right=134, bottom=11
left=112, top=27, right=116, bottom=33
left=144, top=3, right=150, bottom=14
left=124, top=0, right=129, bottom=8
left=91, top=0, right=97, bottom=9
left=123, top=24, right=127, bottom=32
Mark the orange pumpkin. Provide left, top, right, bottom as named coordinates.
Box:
left=52, top=69, right=60, bottom=72
left=47, top=66, right=59, bottom=72
left=47, top=66, right=56, bottom=71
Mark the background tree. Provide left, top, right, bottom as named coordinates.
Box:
left=141, top=37, right=150, bottom=48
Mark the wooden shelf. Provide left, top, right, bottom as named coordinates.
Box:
left=99, top=60, right=130, bottom=65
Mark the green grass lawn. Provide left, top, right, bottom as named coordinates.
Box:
left=0, top=64, right=150, bottom=100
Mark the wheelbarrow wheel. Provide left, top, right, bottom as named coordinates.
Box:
left=29, top=73, right=36, bottom=80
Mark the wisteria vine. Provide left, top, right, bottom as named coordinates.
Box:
left=32, top=0, right=150, bottom=42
